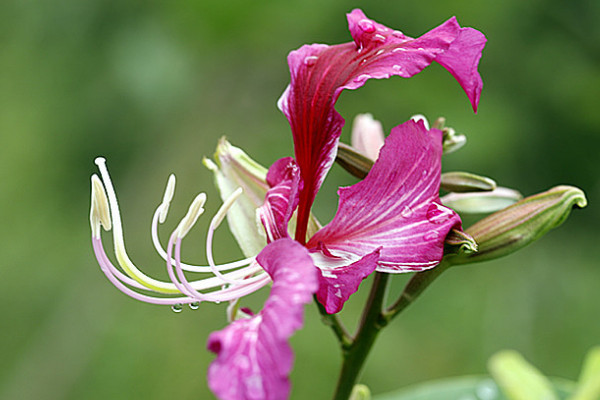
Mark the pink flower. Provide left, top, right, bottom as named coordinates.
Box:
left=89, top=9, right=485, bottom=400
left=278, top=9, right=486, bottom=242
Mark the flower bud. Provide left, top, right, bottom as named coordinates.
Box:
left=351, top=113, right=385, bottom=161
left=440, top=171, right=496, bottom=193
left=450, top=185, right=587, bottom=265
left=336, top=142, right=374, bottom=179
left=441, top=187, right=522, bottom=214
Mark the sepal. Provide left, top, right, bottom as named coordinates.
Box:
left=204, top=138, right=269, bottom=257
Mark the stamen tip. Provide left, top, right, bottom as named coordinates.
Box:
left=176, top=193, right=207, bottom=238
left=159, top=174, right=177, bottom=224
left=90, top=174, right=112, bottom=237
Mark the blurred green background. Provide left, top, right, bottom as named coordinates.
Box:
left=1, top=0, right=599, bottom=399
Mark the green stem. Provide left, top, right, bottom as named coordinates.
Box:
left=383, top=260, right=451, bottom=323
left=332, top=273, right=390, bottom=400
left=315, top=296, right=353, bottom=348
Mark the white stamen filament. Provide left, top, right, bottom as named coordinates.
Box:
left=206, top=188, right=248, bottom=285
left=90, top=157, right=270, bottom=306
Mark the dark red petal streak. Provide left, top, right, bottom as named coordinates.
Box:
left=280, top=9, right=484, bottom=242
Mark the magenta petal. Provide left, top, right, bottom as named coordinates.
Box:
left=257, top=158, right=302, bottom=242
left=314, top=247, right=380, bottom=314
left=207, top=238, right=318, bottom=400
left=307, top=119, right=461, bottom=273
left=279, top=9, right=484, bottom=241
left=435, top=27, right=487, bottom=112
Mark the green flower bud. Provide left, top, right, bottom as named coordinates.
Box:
left=450, top=185, right=587, bottom=265
left=336, top=142, right=374, bottom=179
left=441, top=187, right=522, bottom=214
left=440, top=171, right=497, bottom=193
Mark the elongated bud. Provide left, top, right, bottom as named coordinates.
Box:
left=441, top=186, right=522, bottom=214
left=351, top=113, right=385, bottom=161
left=451, top=185, right=587, bottom=265
left=336, top=142, right=374, bottom=179
left=441, top=171, right=496, bottom=193
left=488, top=350, right=558, bottom=400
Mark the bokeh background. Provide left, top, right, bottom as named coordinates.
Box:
left=1, top=0, right=599, bottom=399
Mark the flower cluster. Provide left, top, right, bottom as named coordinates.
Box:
left=89, top=9, right=487, bottom=400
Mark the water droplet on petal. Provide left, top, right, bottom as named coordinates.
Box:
left=375, top=49, right=385, bottom=56
left=373, top=34, right=386, bottom=43
left=400, top=205, right=414, bottom=218
left=189, top=301, right=200, bottom=310
left=358, top=19, right=376, bottom=33
left=392, top=30, right=404, bottom=38
left=422, top=169, right=428, bottom=177
left=304, top=55, right=318, bottom=67
left=426, top=203, right=453, bottom=224
left=171, top=303, right=183, bottom=313
left=392, top=65, right=402, bottom=72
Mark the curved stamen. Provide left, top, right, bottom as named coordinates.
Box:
left=150, top=179, right=254, bottom=273
left=91, top=157, right=269, bottom=306
left=92, top=238, right=194, bottom=305
left=169, top=233, right=270, bottom=303
left=95, top=157, right=185, bottom=294
left=206, top=188, right=249, bottom=285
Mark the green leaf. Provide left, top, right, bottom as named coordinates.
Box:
left=489, top=350, right=557, bottom=400
left=569, top=346, right=600, bottom=400
left=373, top=376, right=575, bottom=400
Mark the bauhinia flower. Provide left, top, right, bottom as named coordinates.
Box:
left=89, top=8, right=486, bottom=400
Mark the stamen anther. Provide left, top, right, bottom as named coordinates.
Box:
left=159, top=174, right=176, bottom=224
left=211, top=187, right=244, bottom=230
left=176, top=193, right=207, bottom=238
left=90, top=174, right=112, bottom=238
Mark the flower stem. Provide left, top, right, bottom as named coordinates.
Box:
left=329, top=261, right=451, bottom=400
left=315, top=296, right=353, bottom=348
left=332, top=272, right=390, bottom=400
left=383, top=260, right=450, bottom=323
